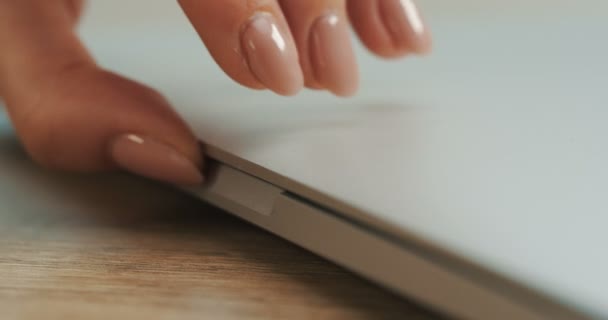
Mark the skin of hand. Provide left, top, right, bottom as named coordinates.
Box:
left=0, top=0, right=431, bottom=186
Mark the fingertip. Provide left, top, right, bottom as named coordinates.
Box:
left=378, top=0, right=432, bottom=55
left=309, top=13, right=359, bottom=98
left=412, top=36, right=433, bottom=56
left=331, top=83, right=359, bottom=98
left=179, top=1, right=305, bottom=97
left=241, top=12, right=304, bottom=96
left=109, top=133, right=204, bottom=186
left=349, top=0, right=432, bottom=59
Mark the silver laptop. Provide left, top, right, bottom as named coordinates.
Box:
left=81, top=1, right=608, bottom=319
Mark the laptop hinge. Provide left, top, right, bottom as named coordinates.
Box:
left=184, top=162, right=284, bottom=220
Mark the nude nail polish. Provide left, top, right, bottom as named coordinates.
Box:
left=310, top=13, right=359, bottom=97
left=109, top=134, right=203, bottom=186
left=242, top=12, right=304, bottom=96
left=379, top=0, right=432, bottom=54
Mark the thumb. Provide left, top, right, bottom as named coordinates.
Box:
left=0, top=0, right=203, bottom=185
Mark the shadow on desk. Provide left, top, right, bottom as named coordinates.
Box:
left=0, top=119, right=441, bottom=320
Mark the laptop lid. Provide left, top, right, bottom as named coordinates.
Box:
left=80, top=0, right=608, bottom=318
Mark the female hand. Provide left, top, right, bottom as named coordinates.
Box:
left=0, top=0, right=430, bottom=185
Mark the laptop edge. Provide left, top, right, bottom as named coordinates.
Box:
left=184, top=145, right=590, bottom=320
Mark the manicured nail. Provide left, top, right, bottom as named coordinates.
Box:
left=379, top=0, right=432, bottom=54
left=310, top=13, right=359, bottom=97
left=109, top=134, right=203, bottom=186
left=242, top=12, right=304, bottom=96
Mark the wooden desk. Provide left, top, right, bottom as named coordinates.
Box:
left=0, top=116, right=441, bottom=319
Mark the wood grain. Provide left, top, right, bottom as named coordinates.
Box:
left=0, top=115, right=442, bottom=320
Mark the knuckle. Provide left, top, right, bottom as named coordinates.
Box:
left=12, top=64, right=90, bottom=170
left=17, top=108, right=61, bottom=169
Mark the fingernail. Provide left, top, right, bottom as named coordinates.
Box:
left=379, top=0, right=432, bottom=54
left=310, top=13, right=359, bottom=97
left=242, top=12, right=304, bottom=96
left=109, top=134, right=203, bottom=186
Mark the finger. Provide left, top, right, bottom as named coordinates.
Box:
left=0, top=0, right=203, bottom=185
left=177, top=0, right=304, bottom=96
left=347, top=0, right=432, bottom=58
left=278, top=0, right=359, bottom=97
